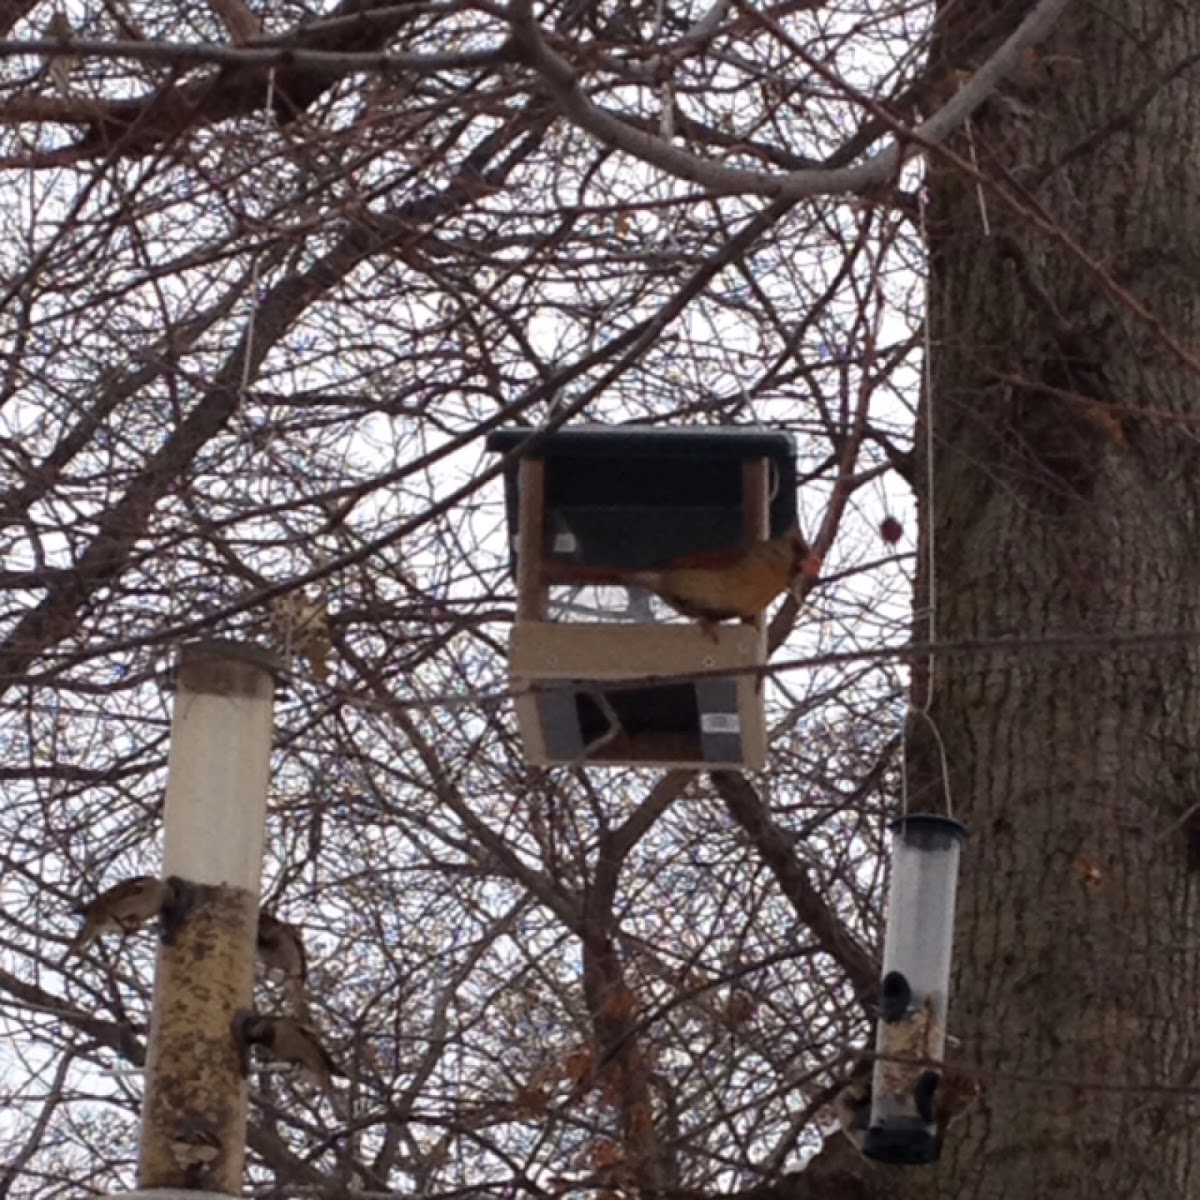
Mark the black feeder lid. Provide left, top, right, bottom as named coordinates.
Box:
left=487, top=425, right=798, bottom=572
left=889, top=813, right=969, bottom=848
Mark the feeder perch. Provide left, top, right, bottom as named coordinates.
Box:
left=864, top=813, right=967, bottom=1165
left=487, top=425, right=797, bottom=769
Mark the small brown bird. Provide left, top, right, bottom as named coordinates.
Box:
left=832, top=1061, right=980, bottom=1158
left=256, top=910, right=310, bottom=1017
left=256, top=911, right=307, bottom=982
left=68, top=876, right=168, bottom=955
left=925, top=1067, right=982, bottom=1149
left=542, top=525, right=816, bottom=638
left=45, top=9, right=77, bottom=100
left=832, top=1063, right=872, bottom=1151
left=232, top=1009, right=344, bottom=1090
left=159, top=875, right=195, bottom=946
left=169, top=1114, right=221, bottom=1188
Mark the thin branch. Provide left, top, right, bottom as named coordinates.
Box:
left=711, top=773, right=878, bottom=1004
left=506, top=0, right=1073, bottom=199
left=0, top=34, right=508, bottom=74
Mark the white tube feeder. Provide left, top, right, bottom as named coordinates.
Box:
left=863, top=813, right=967, bottom=1165
left=138, top=641, right=278, bottom=1193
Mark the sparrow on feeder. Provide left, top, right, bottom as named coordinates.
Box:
left=232, top=1009, right=344, bottom=1091
left=67, top=875, right=168, bottom=955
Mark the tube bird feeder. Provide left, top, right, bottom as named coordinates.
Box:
left=139, top=641, right=278, bottom=1193
left=487, top=425, right=797, bottom=769
left=864, top=813, right=967, bottom=1165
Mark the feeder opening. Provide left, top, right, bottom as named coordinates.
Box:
left=530, top=675, right=746, bottom=766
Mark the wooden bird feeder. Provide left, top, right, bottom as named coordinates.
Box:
left=487, top=425, right=797, bottom=769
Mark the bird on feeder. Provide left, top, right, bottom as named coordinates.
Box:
left=169, top=1114, right=222, bottom=1189
left=44, top=8, right=78, bottom=100
left=832, top=1062, right=873, bottom=1148
left=256, top=911, right=307, bottom=982
left=256, top=910, right=310, bottom=1017
left=67, top=875, right=168, bottom=955
left=833, top=1059, right=980, bottom=1158
left=232, top=1009, right=344, bottom=1091
left=541, top=525, right=817, bottom=638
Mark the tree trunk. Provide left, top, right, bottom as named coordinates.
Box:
left=910, top=1, right=1200, bottom=1196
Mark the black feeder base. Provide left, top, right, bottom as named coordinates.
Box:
left=863, top=1120, right=941, bottom=1166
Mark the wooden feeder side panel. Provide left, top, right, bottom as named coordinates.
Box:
left=515, top=457, right=547, bottom=621
left=509, top=623, right=767, bottom=769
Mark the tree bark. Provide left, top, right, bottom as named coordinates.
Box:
left=910, top=1, right=1200, bottom=1196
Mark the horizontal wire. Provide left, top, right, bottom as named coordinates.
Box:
left=317, top=624, right=1200, bottom=716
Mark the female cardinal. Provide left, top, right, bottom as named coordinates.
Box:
left=542, top=525, right=815, bottom=637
